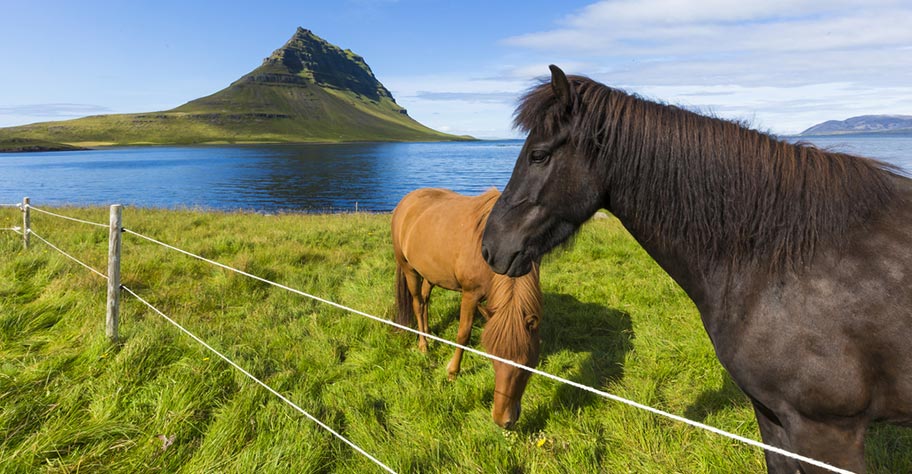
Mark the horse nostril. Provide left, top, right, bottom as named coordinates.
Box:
left=502, top=419, right=515, bottom=430
left=481, top=244, right=490, bottom=262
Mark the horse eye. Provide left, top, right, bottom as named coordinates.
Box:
left=529, top=150, right=550, bottom=164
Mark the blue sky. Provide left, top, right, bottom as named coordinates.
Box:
left=2, top=0, right=911, bottom=137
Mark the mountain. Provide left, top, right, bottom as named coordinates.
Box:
left=800, top=115, right=912, bottom=136
left=0, top=28, right=468, bottom=145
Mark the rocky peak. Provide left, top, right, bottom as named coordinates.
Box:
left=256, top=27, right=394, bottom=102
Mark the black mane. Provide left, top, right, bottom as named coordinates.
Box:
left=515, top=76, right=900, bottom=272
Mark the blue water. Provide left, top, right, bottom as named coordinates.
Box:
left=787, top=133, right=912, bottom=171
left=0, top=141, right=522, bottom=212
left=1, top=134, right=910, bottom=212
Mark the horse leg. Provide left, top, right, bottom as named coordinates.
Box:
left=402, top=270, right=428, bottom=352
left=447, top=291, right=481, bottom=380
left=417, top=279, right=433, bottom=352
left=751, top=400, right=801, bottom=474
left=782, top=414, right=868, bottom=474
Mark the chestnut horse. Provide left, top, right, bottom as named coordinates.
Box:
left=482, top=66, right=911, bottom=472
left=392, top=188, right=541, bottom=428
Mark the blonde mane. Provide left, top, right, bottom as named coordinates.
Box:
left=481, top=263, right=542, bottom=361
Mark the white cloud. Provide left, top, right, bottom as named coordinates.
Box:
left=0, top=103, right=116, bottom=127
left=383, top=61, right=612, bottom=138
left=385, top=74, right=534, bottom=139
left=499, top=0, right=912, bottom=133
left=0, top=103, right=112, bottom=116
left=509, top=0, right=912, bottom=54
left=630, top=83, right=912, bottom=134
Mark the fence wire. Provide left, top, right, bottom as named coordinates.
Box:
left=28, top=205, right=108, bottom=228
left=121, top=285, right=396, bottom=473
left=28, top=229, right=108, bottom=279
left=1, top=204, right=21, bottom=233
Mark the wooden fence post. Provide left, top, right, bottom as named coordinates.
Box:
left=106, top=204, right=122, bottom=342
left=22, top=196, right=30, bottom=249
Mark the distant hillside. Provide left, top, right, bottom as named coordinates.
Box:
left=0, top=138, right=86, bottom=153
left=0, top=28, right=468, bottom=146
left=800, top=115, right=912, bottom=135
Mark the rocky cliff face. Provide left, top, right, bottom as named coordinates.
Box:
left=249, top=27, right=396, bottom=103
left=801, top=115, right=912, bottom=135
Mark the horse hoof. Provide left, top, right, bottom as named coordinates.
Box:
left=447, top=371, right=459, bottom=381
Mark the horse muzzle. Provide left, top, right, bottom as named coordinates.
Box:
left=482, top=242, right=533, bottom=277
left=492, top=400, right=522, bottom=430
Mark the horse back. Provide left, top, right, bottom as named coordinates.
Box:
left=392, top=188, right=500, bottom=292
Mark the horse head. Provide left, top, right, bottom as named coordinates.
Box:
left=482, top=266, right=542, bottom=428
left=482, top=65, right=606, bottom=277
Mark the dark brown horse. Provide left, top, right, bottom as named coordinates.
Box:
left=392, top=188, right=542, bottom=428
left=481, top=66, right=912, bottom=472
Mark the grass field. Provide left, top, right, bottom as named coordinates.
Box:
left=1, top=206, right=910, bottom=472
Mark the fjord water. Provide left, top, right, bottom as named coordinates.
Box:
left=0, top=141, right=520, bottom=212
left=792, top=133, right=912, bottom=170
left=1, top=135, right=911, bottom=212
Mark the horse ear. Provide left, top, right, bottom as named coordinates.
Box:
left=549, top=64, right=572, bottom=110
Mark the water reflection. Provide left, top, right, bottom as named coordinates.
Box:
left=232, top=141, right=521, bottom=210
left=0, top=141, right=523, bottom=212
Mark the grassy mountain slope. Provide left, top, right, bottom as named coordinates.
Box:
left=0, top=28, right=466, bottom=146
left=0, top=138, right=86, bottom=153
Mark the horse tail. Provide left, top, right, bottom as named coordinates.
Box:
left=395, top=264, right=415, bottom=328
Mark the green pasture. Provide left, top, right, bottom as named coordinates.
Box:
left=1, top=206, right=909, bottom=472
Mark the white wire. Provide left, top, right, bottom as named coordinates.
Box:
left=120, top=285, right=396, bottom=474
left=27, top=223, right=393, bottom=472
left=28, top=229, right=108, bottom=280
left=28, top=205, right=108, bottom=228
left=2, top=226, right=22, bottom=234
left=121, top=227, right=853, bottom=474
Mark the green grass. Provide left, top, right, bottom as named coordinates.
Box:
left=1, top=207, right=909, bottom=472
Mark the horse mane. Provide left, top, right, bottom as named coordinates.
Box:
left=481, top=263, right=541, bottom=361
left=515, top=76, right=900, bottom=272
left=473, top=188, right=502, bottom=240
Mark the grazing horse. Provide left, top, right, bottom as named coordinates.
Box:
left=481, top=65, right=912, bottom=473
left=392, top=188, right=542, bottom=428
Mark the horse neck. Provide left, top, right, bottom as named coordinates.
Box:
left=597, top=93, right=895, bottom=296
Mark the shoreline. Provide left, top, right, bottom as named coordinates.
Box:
left=1, top=136, right=480, bottom=153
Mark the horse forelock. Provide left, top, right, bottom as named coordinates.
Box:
left=515, top=75, right=900, bottom=273
left=481, top=265, right=542, bottom=362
